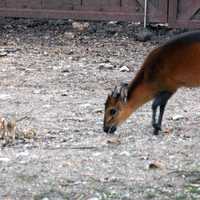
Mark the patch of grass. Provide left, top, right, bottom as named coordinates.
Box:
left=145, top=192, right=156, bottom=199
left=143, top=186, right=174, bottom=200
left=185, top=184, right=200, bottom=195
left=175, top=193, right=188, bottom=200
left=33, top=189, right=69, bottom=200
left=17, top=173, right=38, bottom=183
left=100, top=191, right=120, bottom=200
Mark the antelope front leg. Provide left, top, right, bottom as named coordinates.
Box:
left=151, top=91, right=173, bottom=135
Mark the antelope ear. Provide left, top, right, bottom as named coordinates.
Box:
left=120, top=82, right=129, bottom=103
left=111, top=86, right=119, bottom=98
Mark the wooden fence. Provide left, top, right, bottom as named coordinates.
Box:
left=0, top=0, right=199, bottom=28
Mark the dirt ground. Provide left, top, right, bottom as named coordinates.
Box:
left=0, top=18, right=200, bottom=200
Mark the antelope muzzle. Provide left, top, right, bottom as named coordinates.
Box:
left=103, top=125, right=117, bottom=134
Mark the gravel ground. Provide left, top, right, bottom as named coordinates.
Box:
left=0, top=18, right=199, bottom=200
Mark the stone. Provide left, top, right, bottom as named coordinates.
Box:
left=135, top=29, right=153, bottom=42
left=72, top=22, right=90, bottom=32
left=64, top=32, right=75, bottom=39
left=98, top=63, right=115, bottom=70
left=119, top=66, right=130, bottom=72
left=172, top=115, right=184, bottom=121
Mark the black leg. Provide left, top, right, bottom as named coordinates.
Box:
left=152, top=91, right=174, bottom=135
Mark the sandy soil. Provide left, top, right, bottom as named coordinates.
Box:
left=0, top=18, right=199, bottom=200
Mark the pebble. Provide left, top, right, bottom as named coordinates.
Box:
left=119, top=151, right=130, bottom=156
left=0, top=157, right=10, bottom=162
left=172, top=114, right=184, bottom=121
left=33, top=89, right=40, bottom=94
left=119, top=66, right=130, bottom=72
left=0, top=94, right=11, bottom=100
left=72, top=22, right=89, bottom=32
left=108, top=21, right=118, bottom=25
left=98, top=63, right=114, bottom=70
left=16, top=151, right=29, bottom=158
left=43, top=51, right=48, bottom=56
left=87, top=198, right=100, bottom=200
left=0, top=51, right=7, bottom=57
left=64, top=32, right=75, bottom=39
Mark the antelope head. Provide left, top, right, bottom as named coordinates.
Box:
left=103, top=83, right=129, bottom=134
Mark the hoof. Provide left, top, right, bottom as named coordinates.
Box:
left=153, top=129, right=160, bottom=135
left=152, top=124, right=161, bottom=135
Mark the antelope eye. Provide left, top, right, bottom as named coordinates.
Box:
left=110, top=108, right=117, bottom=116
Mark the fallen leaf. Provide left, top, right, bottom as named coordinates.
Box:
left=148, top=160, right=163, bottom=170
left=107, top=137, right=121, bottom=145
left=23, top=128, right=37, bottom=139
left=163, top=128, right=172, bottom=135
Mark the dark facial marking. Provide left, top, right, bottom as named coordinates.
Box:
left=103, top=125, right=117, bottom=134
left=110, top=108, right=117, bottom=116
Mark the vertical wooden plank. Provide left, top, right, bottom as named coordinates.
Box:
left=82, top=0, right=121, bottom=11
left=0, top=0, right=6, bottom=7
left=148, top=0, right=168, bottom=22
left=168, top=0, right=200, bottom=28
left=100, top=0, right=121, bottom=12
left=177, top=0, right=200, bottom=19
left=168, top=0, right=178, bottom=27
left=42, top=0, right=81, bottom=10
left=121, top=0, right=143, bottom=12
left=81, top=0, right=101, bottom=11
left=6, top=0, right=42, bottom=9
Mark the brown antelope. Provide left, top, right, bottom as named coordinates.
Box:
left=104, top=31, right=200, bottom=135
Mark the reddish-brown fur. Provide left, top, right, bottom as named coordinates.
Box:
left=104, top=31, right=200, bottom=134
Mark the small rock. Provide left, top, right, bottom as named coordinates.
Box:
left=119, top=66, right=130, bottom=72
left=148, top=160, right=163, bottom=170
left=88, top=24, right=97, bottom=33
left=0, top=94, right=11, bottom=100
left=163, top=128, right=173, bottom=135
left=23, top=128, right=37, bottom=139
left=64, top=32, right=75, bottom=39
left=42, top=198, right=49, bottom=200
left=135, top=29, right=153, bottom=42
left=121, top=192, right=130, bottom=200
left=87, top=198, right=99, bottom=200
left=120, top=60, right=137, bottom=72
left=108, top=21, right=118, bottom=25
left=4, top=24, right=12, bottom=29
left=0, top=51, right=7, bottom=57
left=119, top=151, right=130, bottom=156
left=94, top=109, right=103, bottom=114
left=4, top=47, right=20, bottom=53
left=93, top=152, right=101, bottom=157
left=61, top=69, right=70, bottom=73
left=98, top=63, right=115, bottom=70
left=43, top=51, right=48, bottom=56
left=107, top=137, right=121, bottom=145
left=172, top=115, right=184, bottom=121
left=72, top=22, right=90, bottom=32
left=67, top=50, right=74, bottom=55
left=16, top=151, right=29, bottom=158
left=0, top=157, right=10, bottom=162
left=33, top=90, right=40, bottom=94
left=44, top=35, right=50, bottom=40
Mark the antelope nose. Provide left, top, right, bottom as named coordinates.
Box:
left=103, top=126, right=117, bottom=134
left=109, top=126, right=117, bottom=134
left=103, top=126, right=110, bottom=133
